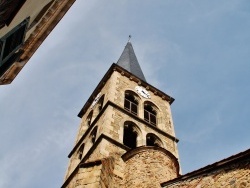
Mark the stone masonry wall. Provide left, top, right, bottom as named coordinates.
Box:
left=164, top=159, right=250, bottom=188
left=64, top=107, right=114, bottom=180
left=124, top=149, right=178, bottom=188
left=76, top=73, right=115, bottom=143
left=65, top=163, right=103, bottom=188
left=86, top=139, right=126, bottom=163
left=85, top=139, right=127, bottom=187
left=64, top=157, right=115, bottom=188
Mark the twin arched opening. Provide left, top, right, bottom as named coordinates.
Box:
left=124, top=90, right=158, bottom=126
left=123, top=121, right=163, bottom=149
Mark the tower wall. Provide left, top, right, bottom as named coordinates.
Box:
left=64, top=158, right=115, bottom=188
left=75, top=71, right=178, bottom=149
left=75, top=72, right=118, bottom=143
left=63, top=42, right=180, bottom=187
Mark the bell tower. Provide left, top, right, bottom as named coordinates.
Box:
left=62, top=41, right=180, bottom=188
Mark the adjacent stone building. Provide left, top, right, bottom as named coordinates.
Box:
left=62, top=41, right=250, bottom=187
left=162, top=149, right=250, bottom=188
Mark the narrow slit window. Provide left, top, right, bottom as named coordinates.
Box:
left=90, top=127, right=97, bottom=144
left=98, top=95, right=104, bottom=112
left=78, top=144, right=85, bottom=160
left=87, top=111, right=93, bottom=127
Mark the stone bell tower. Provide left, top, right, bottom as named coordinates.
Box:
left=62, top=41, right=180, bottom=188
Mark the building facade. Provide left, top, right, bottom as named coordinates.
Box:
left=161, top=149, right=250, bottom=188
left=0, top=0, right=76, bottom=85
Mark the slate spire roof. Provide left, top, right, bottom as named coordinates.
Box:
left=117, top=42, right=146, bottom=82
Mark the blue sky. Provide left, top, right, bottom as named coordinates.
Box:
left=1, top=0, right=250, bottom=187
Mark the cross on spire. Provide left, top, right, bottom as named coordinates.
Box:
left=128, top=35, right=131, bottom=42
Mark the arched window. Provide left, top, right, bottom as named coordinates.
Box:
left=146, top=133, right=162, bottom=147
left=87, top=111, right=93, bottom=126
left=123, top=122, right=138, bottom=149
left=78, top=144, right=85, bottom=160
left=144, top=102, right=157, bottom=126
left=90, top=126, right=98, bottom=144
left=124, top=91, right=139, bottom=115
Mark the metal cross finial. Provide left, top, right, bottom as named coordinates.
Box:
left=128, top=35, right=131, bottom=42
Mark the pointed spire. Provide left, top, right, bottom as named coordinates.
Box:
left=117, top=41, right=146, bottom=82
